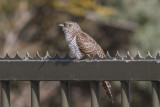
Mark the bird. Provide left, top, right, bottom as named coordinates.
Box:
left=59, top=21, right=113, bottom=102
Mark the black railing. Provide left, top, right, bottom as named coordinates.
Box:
left=0, top=51, right=160, bottom=107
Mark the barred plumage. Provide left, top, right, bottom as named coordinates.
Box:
left=76, top=32, right=106, bottom=58
left=59, top=21, right=113, bottom=102
left=102, top=81, right=114, bottom=103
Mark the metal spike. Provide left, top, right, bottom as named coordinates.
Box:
left=63, top=52, right=74, bottom=60
left=134, top=51, right=144, bottom=60
left=106, top=51, right=111, bottom=58
left=4, top=52, right=12, bottom=59
left=43, top=51, right=51, bottom=60
left=124, top=51, right=133, bottom=60
left=24, top=52, right=32, bottom=60
left=63, top=52, right=70, bottom=59
left=33, top=52, right=42, bottom=60
left=85, top=55, right=92, bottom=60
left=145, top=51, right=155, bottom=60
left=156, top=51, right=160, bottom=59
left=36, top=52, right=41, bottom=57
left=115, top=51, right=123, bottom=60
left=13, top=52, right=22, bottom=60
left=83, top=55, right=92, bottom=62
left=105, top=51, right=114, bottom=60
left=53, top=52, right=62, bottom=60
left=93, top=54, right=102, bottom=60
left=46, top=51, right=51, bottom=57
left=124, top=52, right=131, bottom=60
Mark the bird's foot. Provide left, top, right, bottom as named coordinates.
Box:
left=74, top=58, right=80, bottom=62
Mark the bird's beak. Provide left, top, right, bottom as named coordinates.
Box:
left=59, top=24, right=64, bottom=27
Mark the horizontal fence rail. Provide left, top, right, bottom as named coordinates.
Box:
left=0, top=51, right=160, bottom=107
left=0, top=51, right=160, bottom=81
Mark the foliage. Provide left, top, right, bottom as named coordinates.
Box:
left=53, top=0, right=115, bottom=16
left=112, top=0, right=160, bottom=55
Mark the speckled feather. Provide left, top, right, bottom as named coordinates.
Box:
left=76, top=31, right=106, bottom=58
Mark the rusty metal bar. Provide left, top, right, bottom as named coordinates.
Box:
left=90, top=81, right=100, bottom=107
left=1, top=81, right=10, bottom=107
left=121, top=81, right=130, bottom=107
left=61, top=81, right=70, bottom=107
left=31, top=81, right=40, bottom=107
left=152, top=81, right=160, bottom=107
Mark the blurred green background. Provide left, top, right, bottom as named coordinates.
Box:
left=0, top=0, right=159, bottom=107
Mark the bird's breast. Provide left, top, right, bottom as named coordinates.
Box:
left=65, top=34, right=83, bottom=59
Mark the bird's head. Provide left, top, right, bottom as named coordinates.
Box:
left=59, top=21, right=81, bottom=34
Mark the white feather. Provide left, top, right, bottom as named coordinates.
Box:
left=65, top=34, right=83, bottom=59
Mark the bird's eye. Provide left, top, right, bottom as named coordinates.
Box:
left=68, top=24, right=72, bottom=27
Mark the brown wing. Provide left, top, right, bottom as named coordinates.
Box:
left=76, top=32, right=106, bottom=58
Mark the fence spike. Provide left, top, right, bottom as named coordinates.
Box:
left=93, top=54, right=101, bottom=60
left=134, top=51, right=144, bottom=60
left=115, top=51, right=123, bottom=60
left=46, top=51, right=51, bottom=57
left=156, top=51, right=160, bottom=59
left=43, top=51, right=51, bottom=60
left=13, top=52, right=22, bottom=60
left=84, top=55, right=92, bottom=61
left=106, top=51, right=112, bottom=58
left=105, top=51, right=114, bottom=60
left=33, top=52, right=42, bottom=60
left=63, top=52, right=74, bottom=60
left=53, top=52, right=62, bottom=60
left=4, top=53, right=12, bottom=59
left=36, top=52, right=41, bottom=57
left=24, top=52, right=31, bottom=60
left=124, top=51, right=132, bottom=60
left=63, top=52, right=70, bottom=59
left=145, top=51, right=155, bottom=60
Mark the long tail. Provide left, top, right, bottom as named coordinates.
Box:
left=102, top=81, right=114, bottom=103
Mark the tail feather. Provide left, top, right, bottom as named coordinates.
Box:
left=96, top=44, right=106, bottom=58
left=102, top=81, right=114, bottom=103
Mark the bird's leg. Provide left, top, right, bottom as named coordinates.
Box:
left=74, top=55, right=86, bottom=62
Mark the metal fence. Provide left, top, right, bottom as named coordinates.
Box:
left=0, top=51, right=160, bottom=107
